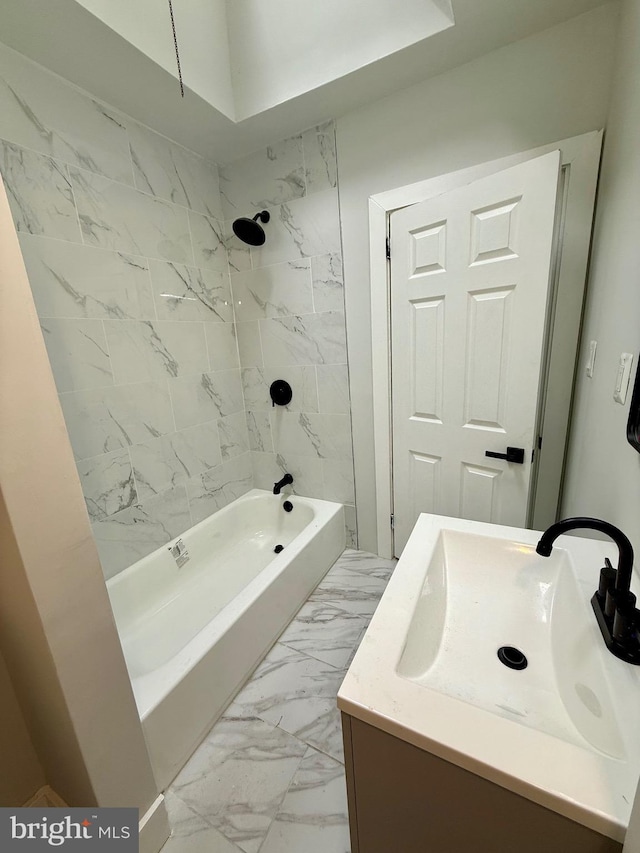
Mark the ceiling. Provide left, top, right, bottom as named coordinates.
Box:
left=0, top=0, right=612, bottom=164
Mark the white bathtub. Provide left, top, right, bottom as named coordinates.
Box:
left=107, top=488, right=345, bottom=789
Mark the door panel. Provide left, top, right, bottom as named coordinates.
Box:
left=391, top=151, right=561, bottom=556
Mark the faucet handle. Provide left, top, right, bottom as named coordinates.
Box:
left=597, top=557, right=617, bottom=602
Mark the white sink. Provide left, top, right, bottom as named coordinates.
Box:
left=338, top=514, right=640, bottom=843
left=396, top=528, right=625, bottom=758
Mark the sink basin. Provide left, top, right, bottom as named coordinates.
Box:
left=338, top=514, right=640, bottom=843
left=396, top=529, right=625, bottom=758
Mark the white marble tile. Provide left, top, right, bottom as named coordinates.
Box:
left=206, top=322, right=240, bottom=371
left=231, top=259, right=313, bottom=322
left=20, top=235, right=155, bottom=320
left=171, top=715, right=306, bottom=853
left=76, top=448, right=136, bottom=521
left=218, top=411, right=250, bottom=460
left=260, top=311, right=347, bottom=367
left=219, top=135, right=305, bottom=219
left=130, top=423, right=222, bottom=501
left=186, top=453, right=252, bottom=524
left=149, top=259, right=233, bottom=323
left=322, top=459, right=355, bottom=504
left=0, top=43, right=133, bottom=184
left=163, top=790, right=242, bottom=853
left=236, top=321, right=263, bottom=368
left=246, top=411, right=273, bottom=453
left=250, top=190, right=341, bottom=269
left=271, top=450, right=324, bottom=499
left=92, top=484, right=191, bottom=578
left=1, top=142, right=81, bottom=241
left=311, top=252, right=344, bottom=313
left=69, top=166, right=193, bottom=263
left=128, top=122, right=222, bottom=218
left=223, top=220, right=251, bottom=274
left=344, top=507, right=358, bottom=550
left=303, top=122, right=338, bottom=194
left=188, top=211, right=228, bottom=273
left=260, top=748, right=350, bottom=853
left=271, top=411, right=352, bottom=461
left=59, top=380, right=175, bottom=461
left=241, top=366, right=318, bottom=413
left=40, top=318, right=113, bottom=392
left=250, top=452, right=281, bottom=492
left=226, top=643, right=345, bottom=763
left=279, top=602, right=366, bottom=670
left=170, top=369, right=244, bottom=430
left=105, top=320, right=208, bottom=383
left=316, top=364, right=350, bottom=414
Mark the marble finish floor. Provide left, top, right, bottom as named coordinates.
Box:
left=161, top=548, right=396, bottom=853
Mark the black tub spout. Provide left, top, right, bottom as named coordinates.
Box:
left=273, top=473, right=293, bottom=495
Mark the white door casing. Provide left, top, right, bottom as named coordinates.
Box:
left=390, top=151, right=561, bottom=555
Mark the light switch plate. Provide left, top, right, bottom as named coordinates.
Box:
left=614, top=352, right=634, bottom=404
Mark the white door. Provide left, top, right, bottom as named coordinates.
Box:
left=391, top=151, right=561, bottom=556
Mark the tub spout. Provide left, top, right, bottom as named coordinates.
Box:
left=273, top=473, right=293, bottom=495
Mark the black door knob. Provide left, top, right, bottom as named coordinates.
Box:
left=485, top=447, right=525, bottom=464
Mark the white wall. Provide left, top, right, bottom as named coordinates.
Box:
left=76, top=0, right=234, bottom=118
left=226, top=0, right=453, bottom=120
left=335, top=4, right=620, bottom=553
left=562, top=0, right=640, bottom=566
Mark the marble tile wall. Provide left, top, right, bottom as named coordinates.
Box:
left=0, top=42, right=251, bottom=578
left=220, top=123, right=357, bottom=546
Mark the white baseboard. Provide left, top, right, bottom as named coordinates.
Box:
left=139, top=794, right=170, bottom=853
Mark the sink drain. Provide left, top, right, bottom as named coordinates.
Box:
left=497, top=646, right=528, bottom=670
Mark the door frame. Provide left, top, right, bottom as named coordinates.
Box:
left=369, top=130, right=603, bottom=558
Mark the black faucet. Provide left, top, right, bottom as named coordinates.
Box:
left=273, top=473, right=293, bottom=495
left=536, top=517, right=639, bottom=664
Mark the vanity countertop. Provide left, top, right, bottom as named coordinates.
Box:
left=337, top=514, right=640, bottom=842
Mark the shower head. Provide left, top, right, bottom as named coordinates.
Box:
left=232, top=210, right=270, bottom=246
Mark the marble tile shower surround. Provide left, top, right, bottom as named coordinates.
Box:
left=0, top=41, right=249, bottom=578
left=165, top=549, right=395, bottom=853
left=0, top=40, right=357, bottom=576
left=221, top=124, right=357, bottom=546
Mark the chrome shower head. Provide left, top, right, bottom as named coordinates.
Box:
left=232, top=210, right=270, bottom=246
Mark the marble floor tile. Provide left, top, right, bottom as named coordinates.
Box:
left=259, top=748, right=350, bottom=853
left=225, top=643, right=346, bottom=763
left=170, top=716, right=306, bottom=853
left=163, top=791, right=242, bottom=853
left=160, top=548, right=399, bottom=853
left=278, top=601, right=366, bottom=670
left=309, top=549, right=395, bottom=616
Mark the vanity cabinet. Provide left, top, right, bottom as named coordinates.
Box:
left=342, top=714, right=622, bottom=853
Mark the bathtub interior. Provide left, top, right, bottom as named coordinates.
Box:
left=107, top=490, right=323, bottom=679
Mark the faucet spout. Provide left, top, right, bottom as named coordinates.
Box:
left=273, top=473, right=293, bottom=495
left=536, top=516, right=639, bottom=664
left=536, top=516, right=634, bottom=593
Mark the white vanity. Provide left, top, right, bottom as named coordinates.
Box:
left=338, top=514, right=640, bottom=853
